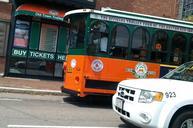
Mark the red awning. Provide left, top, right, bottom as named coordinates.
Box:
left=15, top=4, right=65, bottom=21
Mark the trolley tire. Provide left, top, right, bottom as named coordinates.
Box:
left=170, top=110, right=193, bottom=128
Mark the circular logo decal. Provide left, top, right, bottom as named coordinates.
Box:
left=135, top=62, right=148, bottom=78
left=91, top=59, right=104, bottom=72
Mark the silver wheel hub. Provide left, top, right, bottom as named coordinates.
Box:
left=181, top=119, right=193, bottom=128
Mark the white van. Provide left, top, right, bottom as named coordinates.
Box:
left=112, top=61, right=193, bottom=128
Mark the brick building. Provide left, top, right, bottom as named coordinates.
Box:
left=96, top=0, right=179, bottom=19
left=178, top=0, right=193, bottom=20
left=0, top=1, right=12, bottom=74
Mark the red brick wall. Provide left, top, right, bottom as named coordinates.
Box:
left=96, top=0, right=134, bottom=12
left=0, top=57, right=5, bottom=73
left=96, top=0, right=178, bottom=19
left=0, top=2, right=12, bottom=21
left=0, top=2, right=11, bottom=73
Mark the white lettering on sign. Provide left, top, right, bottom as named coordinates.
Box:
left=12, top=49, right=27, bottom=57
left=29, top=51, right=54, bottom=60
left=90, top=14, right=193, bottom=34
left=57, top=55, right=66, bottom=61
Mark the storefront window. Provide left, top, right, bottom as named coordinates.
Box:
left=26, top=59, right=54, bottom=76
left=39, top=24, right=58, bottom=52
left=9, top=58, right=26, bottom=74
left=54, top=63, right=63, bottom=77
left=13, top=20, right=30, bottom=48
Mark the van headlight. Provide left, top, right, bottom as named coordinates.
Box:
left=139, top=90, right=163, bottom=103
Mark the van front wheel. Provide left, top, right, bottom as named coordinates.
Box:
left=170, top=111, right=193, bottom=128
left=120, top=117, right=137, bottom=127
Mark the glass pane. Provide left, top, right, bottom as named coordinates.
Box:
left=171, top=34, right=186, bottom=65
left=26, top=59, right=54, bottom=76
left=9, top=58, right=26, bottom=74
left=69, top=17, right=85, bottom=49
left=189, top=37, right=193, bottom=61
left=54, top=63, right=63, bottom=77
left=89, top=21, right=108, bottom=53
left=114, top=26, right=129, bottom=47
left=131, top=28, right=149, bottom=61
left=151, top=31, right=168, bottom=63
left=132, top=28, right=149, bottom=49
left=153, top=31, right=168, bottom=51
left=172, top=34, right=186, bottom=52
left=13, top=20, right=30, bottom=48
left=39, top=24, right=58, bottom=52
left=110, top=25, right=129, bottom=58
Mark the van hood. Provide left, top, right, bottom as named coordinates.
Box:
left=118, top=78, right=192, bottom=92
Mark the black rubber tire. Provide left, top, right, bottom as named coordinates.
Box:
left=120, top=117, right=139, bottom=128
left=170, top=111, right=193, bottom=128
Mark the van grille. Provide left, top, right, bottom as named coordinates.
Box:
left=118, top=86, right=135, bottom=101
left=115, top=106, right=130, bottom=118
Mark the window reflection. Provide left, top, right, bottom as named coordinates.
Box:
left=69, top=17, right=85, bottom=49
left=170, top=34, right=186, bottom=65
left=88, top=21, right=109, bottom=54
left=9, top=58, right=63, bottom=78
left=26, top=59, right=54, bottom=76
left=151, top=31, right=168, bottom=63
left=39, top=24, right=58, bottom=52
left=54, top=63, right=63, bottom=77
left=9, top=58, right=26, bottom=74
left=132, top=28, right=149, bottom=49
left=13, top=20, right=30, bottom=48
left=189, top=37, right=193, bottom=61
left=131, top=27, right=149, bottom=61
left=110, top=25, right=129, bottom=58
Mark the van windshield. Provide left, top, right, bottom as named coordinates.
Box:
left=163, top=62, right=193, bottom=82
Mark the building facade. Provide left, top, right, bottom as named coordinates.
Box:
left=3, top=0, right=181, bottom=80
left=178, top=0, right=193, bottom=20
left=5, top=0, right=95, bottom=80
left=0, top=0, right=12, bottom=74
left=96, top=0, right=179, bottom=19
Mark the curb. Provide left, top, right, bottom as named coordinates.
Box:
left=0, top=87, right=68, bottom=96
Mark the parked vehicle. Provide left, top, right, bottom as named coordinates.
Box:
left=60, top=7, right=193, bottom=97
left=112, top=61, right=193, bottom=128
left=15, top=60, right=46, bottom=70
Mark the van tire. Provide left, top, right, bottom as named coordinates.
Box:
left=120, top=117, right=137, bottom=127
left=170, top=110, right=193, bottom=128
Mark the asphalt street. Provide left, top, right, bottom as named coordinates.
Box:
left=0, top=93, right=139, bottom=128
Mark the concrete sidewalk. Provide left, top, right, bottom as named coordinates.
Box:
left=0, top=76, right=67, bottom=96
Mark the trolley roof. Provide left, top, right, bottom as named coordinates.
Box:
left=64, top=8, right=193, bottom=30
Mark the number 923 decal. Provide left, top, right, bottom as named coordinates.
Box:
left=165, top=92, right=176, bottom=98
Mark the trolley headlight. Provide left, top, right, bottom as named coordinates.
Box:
left=139, top=90, right=163, bottom=103
left=70, top=59, right=77, bottom=68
